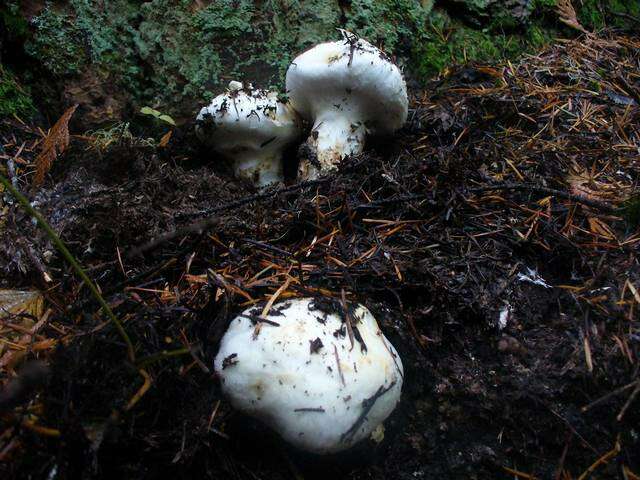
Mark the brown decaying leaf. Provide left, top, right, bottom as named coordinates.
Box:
left=0, top=290, right=44, bottom=320
left=33, top=104, right=78, bottom=188
left=556, top=0, right=588, bottom=33
left=158, top=130, right=173, bottom=148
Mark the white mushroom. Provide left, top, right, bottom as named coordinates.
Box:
left=285, top=32, right=408, bottom=180
left=196, top=82, right=301, bottom=186
left=214, top=297, right=403, bottom=454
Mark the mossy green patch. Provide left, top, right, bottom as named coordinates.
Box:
left=412, top=9, right=556, bottom=79
left=409, top=0, right=637, bottom=81
left=134, top=0, right=255, bottom=103
left=24, top=0, right=629, bottom=120
left=343, top=0, right=433, bottom=52
left=25, top=4, right=88, bottom=76
left=578, top=0, right=640, bottom=29
left=0, top=66, right=36, bottom=118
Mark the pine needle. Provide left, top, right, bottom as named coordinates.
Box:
left=33, top=104, right=78, bottom=188
left=0, top=173, right=136, bottom=363
left=556, top=0, right=588, bottom=33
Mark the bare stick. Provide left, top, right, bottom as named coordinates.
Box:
left=470, top=182, right=617, bottom=213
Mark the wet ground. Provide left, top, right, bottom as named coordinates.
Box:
left=1, top=33, right=639, bottom=479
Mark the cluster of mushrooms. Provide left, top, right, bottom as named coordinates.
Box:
left=195, top=31, right=409, bottom=186
left=204, top=32, right=406, bottom=454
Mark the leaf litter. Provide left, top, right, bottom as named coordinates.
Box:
left=0, top=33, right=639, bottom=479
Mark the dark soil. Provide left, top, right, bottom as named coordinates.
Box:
left=1, top=33, right=639, bottom=479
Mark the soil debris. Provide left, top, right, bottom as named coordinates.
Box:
left=0, top=33, right=639, bottom=479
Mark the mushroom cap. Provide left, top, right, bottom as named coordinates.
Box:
left=195, top=84, right=300, bottom=155
left=214, top=297, right=403, bottom=454
left=285, top=36, right=408, bottom=135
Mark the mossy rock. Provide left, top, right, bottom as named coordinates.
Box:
left=444, top=0, right=534, bottom=27
left=8, top=0, right=639, bottom=123
left=14, top=0, right=432, bottom=121
left=577, top=0, right=640, bottom=29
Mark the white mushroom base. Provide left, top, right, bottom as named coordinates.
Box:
left=234, top=153, right=284, bottom=186
left=298, top=113, right=366, bottom=180
left=214, top=298, right=404, bottom=454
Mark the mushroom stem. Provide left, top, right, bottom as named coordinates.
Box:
left=286, top=35, right=408, bottom=181
left=234, top=153, right=284, bottom=187
left=299, top=113, right=366, bottom=180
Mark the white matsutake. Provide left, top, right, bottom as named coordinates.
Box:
left=214, top=297, right=404, bottom=454
left=286, top=32, right=408, bottom=180
left=196, top=81, right=301, bottom=186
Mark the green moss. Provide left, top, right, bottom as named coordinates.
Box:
left=256, top=0, right=339, bottom=89
left=531, top=0, right=557, bottom=9
left=27, top=0, right=292, bottom=108
left=578, top=0, right=639, bottom=29
left=530, top=0, right=639, bottom=29
left=25, top=0, right=619, bottom=119
left=0, top=66, right=36, bottom=118
left=25, top=4, right=88, bottom=76
left=412, top=9, right=556, bottom=79
left=134, top=0, right=255, bottom=102
left=71, top=0, right=141, bottom=77
left=343, top=0, right=433, bottom=51
left=408, top=0, right=637, bottom=81
left=459, top=0, right=492, bottom=15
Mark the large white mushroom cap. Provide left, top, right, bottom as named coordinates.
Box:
left=286, top=33, right=408, bottom=179
left=196, top=82, right=301, bottom=186
left=214, top=297, right=404, bottom=454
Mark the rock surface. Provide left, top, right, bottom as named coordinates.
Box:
left=1, top=0, right=638, bottom=122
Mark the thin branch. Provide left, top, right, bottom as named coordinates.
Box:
left=0, top=173, right=135, bottom=362
left=340, top=381, right=397, bottom=443
left=581, top=380, right=639, bottom=412
left=469, top=182, right=617, bottom=213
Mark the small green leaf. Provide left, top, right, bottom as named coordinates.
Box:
left=140, top=106, right=175, bottom=125
left=158, top=114, right=176, bottom=126
left=140, top=106, right=161, bottom=117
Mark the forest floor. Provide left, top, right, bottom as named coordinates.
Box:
left=1, top=33, right=639, bottom=479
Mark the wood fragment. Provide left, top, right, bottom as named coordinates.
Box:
left=255, top=277, right=291, bottom=337
left=577, top=442, right=620, bottom=480
left=616, top=382, right=640, bottom=422
left=340, top=289, right=355, bottom=350
left=470, top=183, right=617, bottom=213
left=581, top=380, right=639, bottom=412
left=333, top=344, right=346, bottom=387
left=125, top=369, right=152, bottom=412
